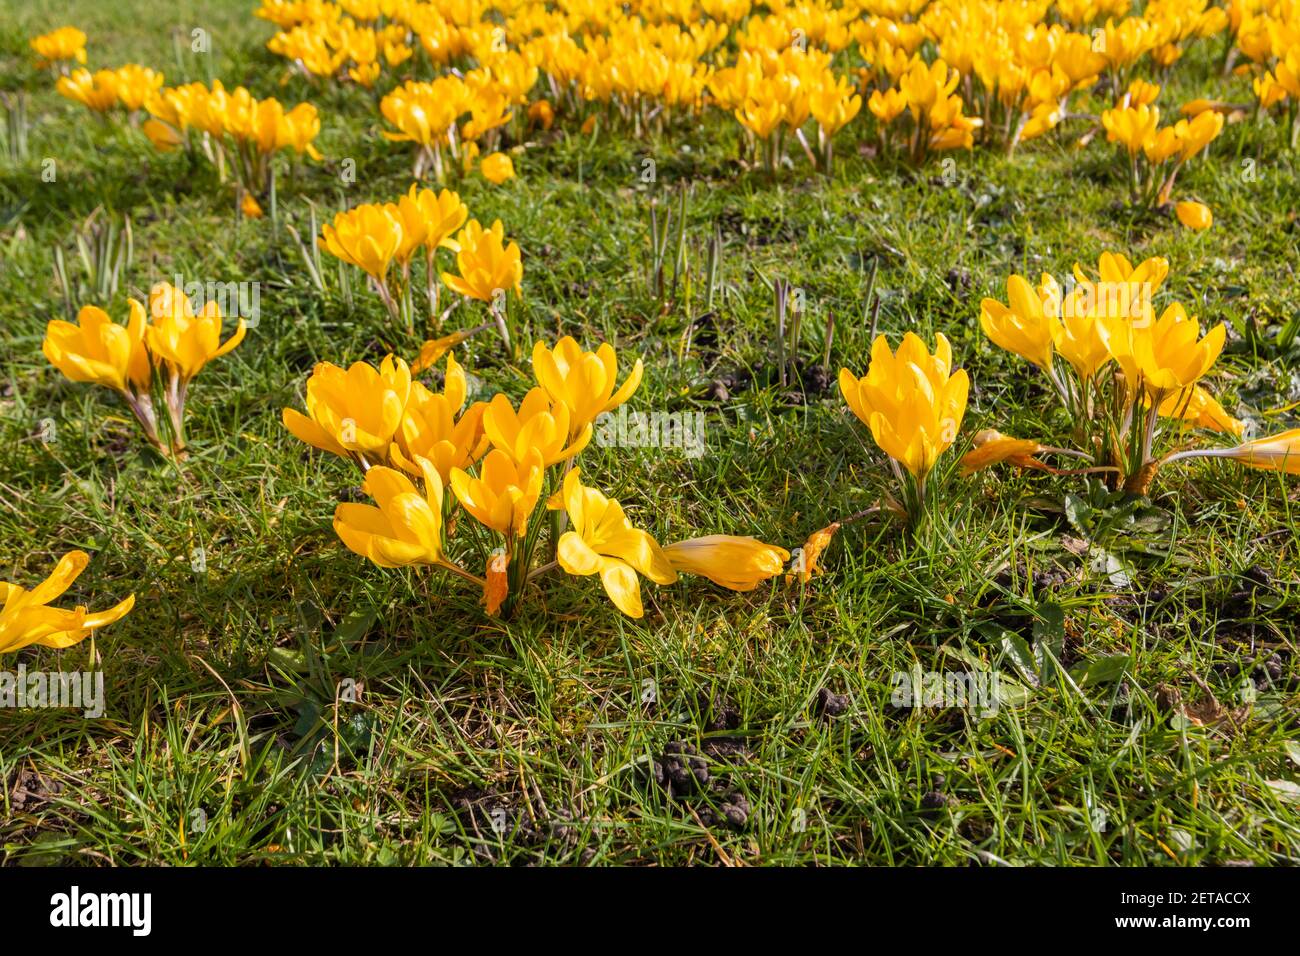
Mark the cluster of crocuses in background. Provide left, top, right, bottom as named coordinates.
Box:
left=38, top=28, right=323, bottom=218
left=834, top=249, right=1300, bottom=533
left=968, top=250, right=1300, bottom=491
left=1099, top=79, right=1224, bottom=224
left=139, top=80, right=322, bottom=216
left=283, top=338, right=788, bottom=618
left=316, top=184, right=521, bottom=342
left=244, top=0, right=1298, bottom=207
left=55, top=63, right=165, bottom=117
left=38, top=1, right=1300, bottom=227
left=42, top=283, right=246, bottom=458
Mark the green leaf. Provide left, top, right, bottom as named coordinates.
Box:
left=995, top=630, right=1040, bottom=688
left=1284, top=741, right=1300, bottom=768
left=1265, top=780, right=1300, bottom=804
left=267, top=645, right=309, bottom=673
left=331, top=606, right=377, bottom=647
left=1063, top=494, right=1090, bottom=535
left=1069, top=654, right=1131, bottom=688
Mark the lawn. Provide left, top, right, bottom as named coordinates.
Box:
left=1, top=0, right=1298, bottom=866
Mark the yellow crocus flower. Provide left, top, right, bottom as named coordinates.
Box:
left=283, top=354, right=412, bottom=465
left=450, top=448, right=545, bottom=537
left=482, top=387, right=591, bottom=466
left=112, top=64, right=164, bottom=112
left=56, top=69, right=120, bottom=112
left=532, top=336, right=643, bottom=438
left=441, top=219, right=523, bottom=304
left=734, top=98, right=784, bottom=139
left=1101, top=104, right=1160, bottom=154
left=661, top=535, right=790, bottom=592
left=1157, top=385, right=1242, bottom=435
left=555, top=468, right=677, bottom=618
left=868, top=88, right=907, bottom=124
left=1217, top=430, right=1300, bottom=475
left=839, top=332, right=969, bottom=480
left=390, top=355, right=488, bottom=483
left=319, top=203, right=405, bottom=281
left=979, top=274, right=1062, bottom=371
left=899, top=58, right=960, bottom=119
left=43, top=301, right=151, bottom=394
left=145, top=282, right=246, bottom=382
left=1101, top=302, right=1225, bottom=401
left=0, top=552, right=134, bottom=654
left=1173, top=110, right=1224, bottom=161
left=480, top=152, right=515, bottom=184
left=1175, top=200, right=1212, bottom=230
left=405, top=185, right=468, bottom=254
left=1133, top=303, right=1225, bottom=394
left=334, top=457, right=450, bottom=568
left=30, top=27, right=88, bottom=69
left=1143, top=126, right=1182, bottom=163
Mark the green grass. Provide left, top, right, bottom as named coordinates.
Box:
left=1, top=0, right=1298, bottom=866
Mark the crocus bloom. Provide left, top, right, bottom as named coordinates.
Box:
left=441, top=219, right=523, bottom=304
left=980, top=274, right=1062, bottom=371
left=43, top=301, right=150, bottom=394
left=1156, top=385, right=1243, bottom=435
left=482, top=388, right=591, bottom=466
left=480, top=152, right=515, bottom=184
left=662, top=535, right=790, bottom=592
left=319, top=203, right=404, bottom=281
left=56, top=69, right=120, bottom=112
left=1101, top=302, right=1225, bottom=400
left=390, top=354, right=488, bottom=483
left=112, top=64, right=164, bottom=111
left=868, top=88, right=907, bottom=124
left=1074, top=252, right=1169, bottom=293
left=283, top=355, right=412, bottom=465
left=1173, top=110, right=1223, bottom=161
left=30, top=27, right=87, bottom=68
left=334, top=457, right=449, bottom=567
left=1217, top=430, right=1300, bottom=474
left=142, top=118, right=183, bottom=151
left=532, top=337, right=643, bottom=438
left=959, top=429, right=1053, bottom=476
left=450, top=448, right=545, bottom=537
left=145, top=282, right=246, bottom=382
left=405, top=185, right=468, bottom=254
left=1101, top=104, right=1160, bottom=154
left=555, top=468, right=676, bottom=618
left=0, top=552, right=134, bottom=654
left=386, top=189, right=431, bottom=265
left=1046, top=275, right=1113, bottom=382
left=840, top=332, right=969, bottom=480
left=1175, top=201, right=1212, bottom=231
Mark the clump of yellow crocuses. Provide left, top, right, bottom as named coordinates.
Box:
left=42, top=283, right=244, bottom=458
left=287, top=336, right=788, bottom=618
left=1099, top=83, right=1224, bottom=208
left=30, top=27, right=87, bottom=73
left=316, top=186, right=522, bottom=349
left=137, top=79, right=322, bottom=216
left=56, top=64, right=163, bottom=116
left=971, top=249, right=1300, bottom=493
